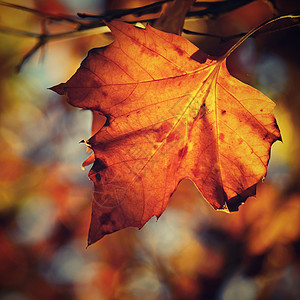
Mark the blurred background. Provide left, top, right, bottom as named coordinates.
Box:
left=0, top=0, right=299, bottom=299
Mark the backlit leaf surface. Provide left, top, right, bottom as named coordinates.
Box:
left=52, top=21, right=281, bottom=244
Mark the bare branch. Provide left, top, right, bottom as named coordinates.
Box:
left=1, top=0, right=298, bottom=71
left=192, top=0, right=256, bottom=16
left=183, top=16, right=300, bottom=42
left=0, top=0, right=83, bottom=24
left=77, top=0, right=257, bottom=22
left=77, top=0, right=173, bottom=21
left=0, top=26, right=40, bottom=38
left=16, top=40, right=45, bottom=72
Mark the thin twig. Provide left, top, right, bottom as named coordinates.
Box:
left=0, top=26, right=40, bottom=38
left=75, top=0, right=259, bottom=30
left=1, top=0, right=298, bottom=71
left=77, top=0, right=256, bottom=21
left=0, top=0, right=83, bottom=24
left=193, top=0, right=254, bottom=10
left=0, top=24, right=110, bottom=71
left=0, top=25, right=109, bottom=40
left=183, top=18, right=300, bottom=42
left=78, top=0, right=173, bottom=21
left=182, top=29, right=226, bottom=39
left=188, top=0, right=256, bottom=18
left=16, top=40, right=45, bottom=72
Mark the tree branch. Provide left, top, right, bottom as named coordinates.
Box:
left=16, top=39, right=45, bottom=72
left=77, top=0, right=257, bottom=21
left=182, top=21, right=300, bottom=42
left=0, top=0, right=82, bottom=24
left=191, top=0, right=256, bottom=17
left=0, top=26, right=40, bottom=38
left=78, top=0, right=173, bottom=21
left=1, top=0, right=297, bottom=71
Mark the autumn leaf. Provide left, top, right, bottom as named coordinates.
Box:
left=51, top=21, right=281, bottom=245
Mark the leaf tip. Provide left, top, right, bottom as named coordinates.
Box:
left=155, top=214, right=162, bottom=221
left=273, top=119, right=282, bottom=142
left=49, top=83, right=66, bottom=95
left=87, top=230, right=104, bottom=246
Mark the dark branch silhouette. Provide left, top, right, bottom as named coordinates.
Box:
left=0, top=0, right=298, bottom=70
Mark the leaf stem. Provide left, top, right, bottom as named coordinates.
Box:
left=221, top=13, right=300, bottom=60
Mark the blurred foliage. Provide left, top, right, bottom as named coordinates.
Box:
left=0, top=0, right=299, bottom=299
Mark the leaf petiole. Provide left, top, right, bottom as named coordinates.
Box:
left=221, top=13, right=300, bottom=60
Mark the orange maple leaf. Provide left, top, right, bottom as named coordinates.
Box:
left=51, top=21, right=281, bottom=245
